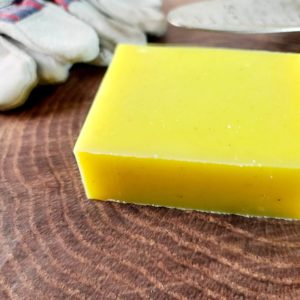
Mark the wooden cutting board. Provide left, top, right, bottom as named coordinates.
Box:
left=1, top=1, right=300, bottom=299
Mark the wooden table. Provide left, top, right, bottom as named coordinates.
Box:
left=1, top=1, right=300, bottom=299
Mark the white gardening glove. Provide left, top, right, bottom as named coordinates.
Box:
left=0, top=0, right=13, bottom=8
left=87, top=0, right=167, bottom=36
left=8, top=38, right=71, bottom=84
left=126, top=0, right=163, bottom=8
left=54, top=0, right=166, bottom=65
left=0, top=36, right=38, bottom=111
left=0, top=0, right=166, bottom=109
left=0, top=0, right=99, bottom=63
left=58, top=0, right=147, bottom=66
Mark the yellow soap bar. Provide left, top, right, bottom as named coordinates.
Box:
left=74, top=44, right=300, bottom=219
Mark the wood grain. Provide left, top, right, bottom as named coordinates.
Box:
left=1, top=1, right=300, bottom=299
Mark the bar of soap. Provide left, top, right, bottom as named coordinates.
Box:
left=74, top=44, right=300, bottom=219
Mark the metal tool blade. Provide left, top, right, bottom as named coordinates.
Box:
left=168, top=0, right=300, bottom=34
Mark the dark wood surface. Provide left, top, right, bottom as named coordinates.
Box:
left=2, top=1, right=300, bottom=299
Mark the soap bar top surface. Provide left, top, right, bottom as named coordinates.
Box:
left=75, top=44, right=300, bottom=168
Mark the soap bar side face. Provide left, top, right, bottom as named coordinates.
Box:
left=76, top=152, right=300, bottom=219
